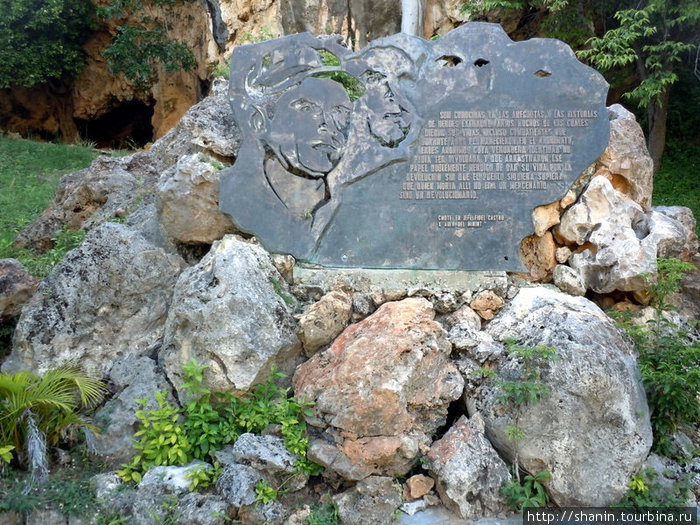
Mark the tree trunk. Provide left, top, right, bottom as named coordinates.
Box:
left=647, top=82, right=670, bottom=172
left=401, top=0, right=423, bottom=37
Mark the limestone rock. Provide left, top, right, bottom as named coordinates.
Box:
left=427, top=414, right=510, bottom=519
left=148, top=79, right=240, bottom=171
left=552, top=264, right=586, bottom=296
left=157, top=153, right=237, bottom=244
left=298, top=290, right=352, bottom=355
left=14, top=154, right=159, bottom=253
left=140, top=460, right=211, bottom=493
left=532, top=201, right=561, bottom=237
left=3, top=223, right=185, bottom=376
left=160, top=235, right=301, bottom=397
left=469, top=287, right=652, bottom=506
left=334, top=476, right=403, bottom=525
left=231, top=433, right=307, bottom=491
left=557, top=176, right=692, bottom=293
left=470, top=290, right=506, bottom=320
left=238, top=500, right=286, bottom=525
left=519, top=231, right=557, bottom=282
left=596, top=105, right=654, bottom=211
left=293, top=297, right=464, bottom=477
left=405, top=474, right=435, bottom=500
left=654, top=206, right=698, bottom=260
left=90, top=472, right=123, bottom=500
left=0, top=259, right=37, bottom=320
left=215, top=463, right=263, bottom=508
left=89, top=356, right=177, bottom=466
left=174, top=492, right=233, bottom=525
left=307, top=439, right=374, bottom=481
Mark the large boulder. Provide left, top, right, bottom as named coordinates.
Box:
left=156, top=153, right=237, bottom=244
left=334, top=476, right=403, bottom=525
left=556, top=176, right=691, bottom=293
left=595, top=104, right=654, bottom=211
left=293, top=297, right=464, bottom=478
left=0, top=259, right=38, bottom=321
left=160, top=235, right=301, bottom=398
left=14, top=154, right=159, bottom=253
left=427, top=414, right=511, bottom=519
left=3, top=223, right=185, bottom=376
left=465, top=287, right=652, bottom=506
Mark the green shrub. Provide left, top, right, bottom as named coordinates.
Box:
left=306, top=502, right=341, bottom=525
left=118, top=360, right=323, bottom=483
left=616, top=467, right=691, bottom=507
left=611, top=258, right=700, bottom=456
left=501, top=470, right=551, bottom=511
left=0, top=365, right=105, bottom=477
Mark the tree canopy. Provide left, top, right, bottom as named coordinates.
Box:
left=0, top=0, right=94, bottom=89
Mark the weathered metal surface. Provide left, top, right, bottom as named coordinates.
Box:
left=219, top=23, right=609, bottom=270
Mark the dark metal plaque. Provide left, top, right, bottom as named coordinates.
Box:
left=219, top=23, right=609, bottom=270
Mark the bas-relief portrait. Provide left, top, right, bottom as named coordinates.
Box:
left=219, top=24, right=610, bottom=270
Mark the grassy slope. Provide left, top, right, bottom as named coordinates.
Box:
left=653, top=144, right=700, bottom=237
left=0, top=136, right=97, bottom=246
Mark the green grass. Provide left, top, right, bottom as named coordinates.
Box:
left=653, top=143, right=699, bottom=237
left=0, top=136, right=97, bottom=246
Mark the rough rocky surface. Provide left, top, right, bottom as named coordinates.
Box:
left=334, top=476, right=403, bottom=525
left=468, top=287, right=652, bottom=506
left=157, top=153, right=237, bottom=244
left=557, top=176, right=691, bottom=293
left=140, top=460, right=211, bottom=493
left=174, top=492, right=233, bottom=525
left=595, top=104, right=654, bottom=211
left=470, top=290, right=506, bottom=320
left=427, top=414, right=510, bottom=519
left=552, top=264, right=586, bottom=296
left=215, top=463, right=263, bottom=508
left=294, top=298, right=464, bottom=477
left=160, top=235, right=301, bottom=397
left=89, top=355, right=177, bottom=465
left=0, top=259, right=38, bottom=320
left=14, top=154, right=159, bottom=253
left=231, top=433, right=308, bottom=491
left=404, top=474, right=435, bottom=500
left=297, top=290, right=353, bottom=355
left=148, top=79, right=240, bottom=171
left=3, top=223, right=185, bottom=376
left=654, top=206, right=699, bottom=260
left=519, top=232, right=557, bottom=282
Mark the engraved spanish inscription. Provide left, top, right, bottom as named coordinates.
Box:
left=219, top=23, right=610, bottom=270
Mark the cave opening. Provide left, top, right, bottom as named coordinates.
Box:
left=75, top=100, right=154, bottom=149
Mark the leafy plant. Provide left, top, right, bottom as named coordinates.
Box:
left=185, top=461, right=222, bottom=490
left=254, top=479, right=278, bottom=503
left=616, top=467, right=691, bottom=507
left=501, top=470, right=551, bottom=510
left=611, top=258, right=699, bottom=456
left=98, top=0, right=197, bottom=89
left=241, top=27, right=275, bottom=44
left=473, top=339, right=558, bottom=510
left=117, top=391, right=192, bottom=482
left=306, top=502, right=341, bottom=525
left=0, top=0, right=94, bottom=89
left=316, top=50, right=365, bottom=101
left=646, top=257, right=696, bottom=310
left=0, top=365, right=105, bottom=473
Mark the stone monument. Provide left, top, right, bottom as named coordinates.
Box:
left=219, top=23, right=609, bottom=270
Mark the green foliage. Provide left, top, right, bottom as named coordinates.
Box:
left=211, top=60, right=231, bottom=78
left=241, top=27, right=275, bottom=44
left=0, top=136, right=97, bottom=247
left=0, top=0, right=94, bottom=88
left=119, top=360, right=323, bottom=483
left=185, top=461, right=222, bottom=490
left=611, top=258, right=700, bottom=456
left=501, top=470, right=551, bottom=510
left=653, top=143, right=700, bottom=237
left=117, top=391, right=192, bottom=482
left=616, top=467, right=691, bottom=507
left=0, top=365, right=105, bottom=466
left=646, top=257, right=696, bottom=310
left=316, top=50, right=365, bottom=101
left=306, top=502, right=341, bottom=525
left=577, top=1, right=699, bottom=109
left=254, top=479, right=278, bottom=503
left=98, top=0, right=197, bottom=89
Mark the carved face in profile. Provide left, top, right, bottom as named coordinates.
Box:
left=264, top=77, right=352, bottom=177
left=364, top=82, right=407, bottom=147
